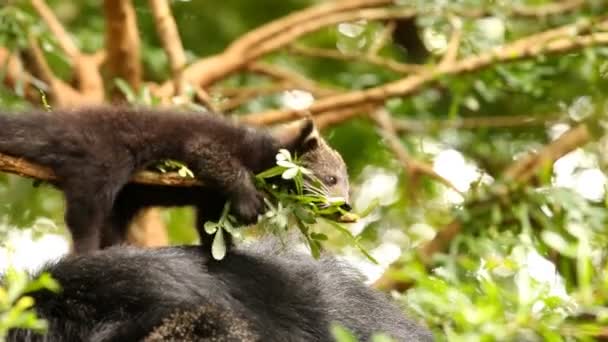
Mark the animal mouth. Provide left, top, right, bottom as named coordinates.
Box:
left=340, top=203, right=352, bottom=211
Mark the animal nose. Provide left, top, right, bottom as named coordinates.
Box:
left=341, top=203, right=352, bottom=211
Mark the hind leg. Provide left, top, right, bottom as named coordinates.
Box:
left=64, top=187, right=112, bottom=254
left=100, top=189, right=145, bottom=249
left=61, top=174, right=131, bottom=254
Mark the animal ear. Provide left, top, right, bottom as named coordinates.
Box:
left=272, top=118, right=316, bottom=150
left=302, top=135, right=319, bottom=152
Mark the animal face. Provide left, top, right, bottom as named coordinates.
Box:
left=271, top=119, right=351, bottom=210
left=299, top=131, right=350, bottom=209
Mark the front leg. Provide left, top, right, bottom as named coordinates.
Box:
left=187, top=143, right=264, bottom=224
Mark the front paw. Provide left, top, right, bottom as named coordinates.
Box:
left=230, top=188, right=265, bottom=224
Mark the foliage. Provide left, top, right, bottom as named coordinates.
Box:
left=204, top=149, right=375, bottom=261
left=0, top=266, right=59, bottom=340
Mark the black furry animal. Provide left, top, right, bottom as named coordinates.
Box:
left=7, top=238, right=433, bottom=341
left=0, top=107, right=349, bottom=253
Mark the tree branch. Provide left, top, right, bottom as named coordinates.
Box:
left=154, top=6, right=416, bottom=95
left=0, top=152, right=203, bottom=187
left=242, top=19, right=608, bottom=125
left=418, top=123, right=594, bottom=264
left=23, top=35, right=92, bottom=107
left=287, top=44, right=423, bottom=74
left=246, top=63, right=340, bottom=96
left=512, top=0, right=586, bottom=18
left=393, top=114, right=556, bottom=133
left=30, top=0, right=80, bottom=59
left=226, top=0, right=394, bottom=54
left=372, top=109, right=463, bottom=194
left=104, top=0, right=142, bottom=91
left=148, top=0, right=187, bottom=96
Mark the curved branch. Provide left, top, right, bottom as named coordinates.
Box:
left=155, top=6, right=416, bottom=94
left=227, top=0, right=394, bottom=54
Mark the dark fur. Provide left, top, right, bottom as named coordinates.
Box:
left=7, top=239, right=433, bottom=341
left=0, top=107, right=347, bottom=253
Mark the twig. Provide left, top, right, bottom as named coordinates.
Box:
left=216, top=83, right=294, bottom=112
left=503, top=123, right=591, bottom=182
left=512, top=0, right=586, bottom=18
left=314, top=104, right=376, bottom=129
left=372, top=109, right=463, bottom=194
left=367, top=21, right=396, bottom=56
left=148, top=0, right=187, bottom=96
left=393, top=114, right=555, bottom=133
left=287, top=44, right=424, bottom=74
left=247, top=63, right=340, bottom=96
left=103, top=0, right=142, bottom=91
left=438, top=19, right=462, bottom=68
left=25, top=35, right=56, bottom=88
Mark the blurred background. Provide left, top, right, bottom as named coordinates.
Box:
left=1, top=0, right=608, bottom=340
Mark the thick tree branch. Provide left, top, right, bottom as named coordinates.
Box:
left=104, top=0, right=142, bottom=91
left=226, top=0, right=394, bottom=54
left=154, top=6, right=416, bottom=95
left=0, top=49, right=40, bottom=102
left=23, top=35, right=92, bottom=107
left=246, top=63, right=340, bottom=96
left=30, top=0, right=105, bottom=103
left=30, top=0, right=79, bottom=59
left=148, top=0, right=187, bottom=96
left=0, top=152, right=202, bottom=187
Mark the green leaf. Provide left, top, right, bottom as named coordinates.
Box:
left=294, top=206, right=316, bottom=224
left=211, top=227, right=226, bottom=260
left=311, top=232, right=328, bottom=241
left=358, top=198, right=380, bottom=218
left=331, top=324, right=358, bottom=342
left=281, top=167, right=299, bottom=180
left=114, top=79, right=136, bottom=103
left=256, top=166, right=286, bottom=179
left=204, top=221, right=218, bottom=234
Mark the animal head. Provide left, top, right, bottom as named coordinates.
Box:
left=272, top=119, right=350, bottom=209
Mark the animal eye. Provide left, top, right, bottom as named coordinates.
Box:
left=325, top=176, right=337, bottom=185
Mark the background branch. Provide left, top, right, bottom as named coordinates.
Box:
left=103, top=0, right=142, bottom=92
left=148, top=0, right=187, bottom=96
left=242, top=20, right=608, bottom=125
